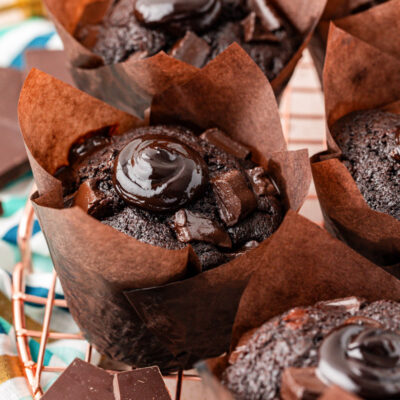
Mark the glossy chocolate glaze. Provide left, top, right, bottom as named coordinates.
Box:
left=318, top=324, right=400, bottom=399
left=134, top=0, right=222, bottom=33
left=113, top=134, right=208, bottom=212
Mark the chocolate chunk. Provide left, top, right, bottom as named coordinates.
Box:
left=73, top=180, right=106, bottom=216
left=316, top=297, right=366, bottom=313
left=115, top=366, right=171, bottom=399
left=0, top=69, right=30, bottom=188
left=41, top=358, right=172, bottom=400
left=0, top=202, right=3, bottom=217
left=212, top=170, right=256, bottom=226
left=241, top=12, right=280, bottom=43
left=170, top=31, right=211, bottom=68
left=248, top=0, right=282, bottom=32
left=246, top=167, right=278, bottom=197
left=173, top=209, right=232, bottom=248
left=200, top=128, right=251, bottom=159
left=281, top=367, right=327, bottom=400
left=319, top=386, right=361, bottom=400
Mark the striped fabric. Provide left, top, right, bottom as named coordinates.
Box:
left=0, top=17, right=98, bottom=399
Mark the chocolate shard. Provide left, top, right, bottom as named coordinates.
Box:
left=41, top=358, right=114, bottom=400
left=115, top=366, right=172, bottom=399
left=73, top=179, right=106, bottom=216
left=173, top=209, right=232, bottom=248
left=246, top=167, right=278, bottom=197
left=248, top=0, right=282, bottom=32
left=281, top=367, right=327, bottom=400
left=241, top=12, right=280, bottom=43
left=212, top=170, right=257, bottom=226
left=200, top=128, right=251, bottom=159
left=318, top=386, right=361, bottom=400
left=170, top=31, right=211, bottom=68
left=316, top=297, right=366, bottom=313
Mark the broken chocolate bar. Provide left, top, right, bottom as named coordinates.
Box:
left=41, top=358, right=172, bottom=400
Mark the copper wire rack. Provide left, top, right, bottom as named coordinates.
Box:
left=11, top=51, right=325, bottom=400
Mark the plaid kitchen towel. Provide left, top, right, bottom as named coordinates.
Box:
left=0, top=14, right=99, bottom=400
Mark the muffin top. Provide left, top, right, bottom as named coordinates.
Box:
left=75, top=0, right=301, bottom=81
left=57, top=125, right=282, bottom=271
left=331, top=109, right=400, bottom=220
left=222, top=297, right=400, bottom=399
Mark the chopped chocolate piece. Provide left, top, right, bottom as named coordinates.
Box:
left=200, top=128, right=251, bottom=159
left=0, top=202, right=3, bottom=217
left=248, top=0, right=282, bottom=32
left=73, top=180, right=106, bottom=216
left=170, top=31, right=211, bottom=68
left=318, top=386, right=361, bottom=400
left=281, top=367, right=327, bottom=400
left=41, top=358, right=172, bottom=400
left=41, top=358, right=114, bottom=400
left=316, top=297, right=366, bottom=313
left=0, top=69, right=30, bottom=188
left=115, top=366, right=171, bottom=399
left=173, top=209, right=232, bottom=248
left=212, top=170, right=256, bottom=226
left=241, top=12, right=280, bottom=43
left=246, top=167, right=278, bottom=197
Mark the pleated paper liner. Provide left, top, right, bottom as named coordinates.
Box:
left=308, top=0, right=400, bottom=81
left=196, top=212, right=400, bottom=399
left=19, top=45, right=311, bottom=372
left=42, top=0, right=327, bottom=117
left=311, top=24, right=400, bottom=270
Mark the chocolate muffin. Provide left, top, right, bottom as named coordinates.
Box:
left=75, top=0, right=302, bottom=81
left=57, top=125, right=282, bottom=271
left=222, top=297, right=400, bottom=399
left=330, top=109, right=400, bottom=220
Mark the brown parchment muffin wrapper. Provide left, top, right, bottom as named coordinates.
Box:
left=309, top=0, right=400, bottom=81
left=18, top=45, right=311, bottom=371
left=42, top=0, right=327, bottom=117
left=311, top=25, right=400, bottom=271
left=195, top=211, right=400, bottom=399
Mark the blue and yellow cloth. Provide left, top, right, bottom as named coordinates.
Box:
left=0, top=16, right=98, bottom=399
